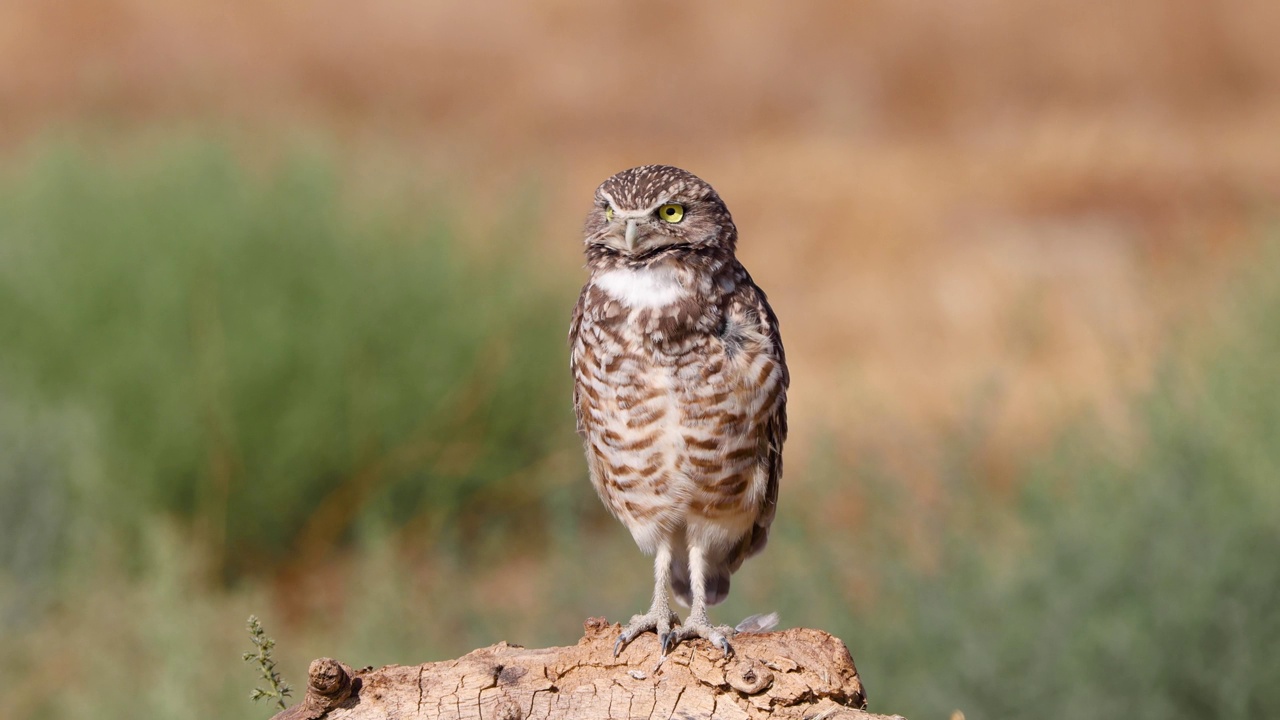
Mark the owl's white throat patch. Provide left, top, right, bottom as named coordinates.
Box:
left=594, top=267, right=687, bottom=309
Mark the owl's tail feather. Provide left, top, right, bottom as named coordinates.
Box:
left=706, top=569, right=731, bottom=606
left=671, top=556, right=691, bottom=608
left=671, top=557, right=732, bottom=608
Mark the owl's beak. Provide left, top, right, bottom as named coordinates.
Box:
left=624, top=219, right=638, bottom=252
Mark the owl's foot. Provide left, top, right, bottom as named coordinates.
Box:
left=668, top=616, right=737, bottom=658
left=613, top=608, right=681, bottom=658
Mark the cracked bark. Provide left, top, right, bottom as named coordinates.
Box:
left=270, top=618, right=905, bottom=720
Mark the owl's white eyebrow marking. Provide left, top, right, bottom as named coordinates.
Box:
left=599, top=189, right=672, bottom=215
left=615, top=204, right=668, bottom=219
left=593, top=266, right=687, bottom=309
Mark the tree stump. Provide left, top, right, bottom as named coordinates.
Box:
left=270, top=617, right=904, bottom=720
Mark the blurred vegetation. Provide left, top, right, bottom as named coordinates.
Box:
left=0, top=143, right=1276, bottom=720
left=0, top=142, right=578, bottom=582
left=844, top=254, right=1280, bottom=719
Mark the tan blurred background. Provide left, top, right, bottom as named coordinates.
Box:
left=6, top=1, right=1278, bottom=453
left=2, top=2, right=1279, bottom=718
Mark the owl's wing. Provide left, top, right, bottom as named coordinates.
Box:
left=568, top=285, right=589, bottom=440
left=678, top=273, right=788, bottom=606
left=729, top=273, right=789, bottom=570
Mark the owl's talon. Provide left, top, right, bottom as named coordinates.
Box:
left=714, top=635, right=735, bottom=658
left=614, top=609, right=679, bottom=658
left=667, top=618, right=737, bottom=658
left=659, top=631, right=676, bottom=658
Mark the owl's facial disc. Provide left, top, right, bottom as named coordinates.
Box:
left=587, top=165, right=735, bottom=263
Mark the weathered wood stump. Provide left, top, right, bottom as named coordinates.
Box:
left=271, top=617, right=904, bottom=720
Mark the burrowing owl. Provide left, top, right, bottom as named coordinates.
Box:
left=569, top=165, right=788, bottom=657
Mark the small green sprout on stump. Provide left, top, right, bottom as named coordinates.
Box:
left=243, top=615, right=292, bottom=710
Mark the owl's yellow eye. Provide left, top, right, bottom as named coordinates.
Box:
left=605, top=207, right=613, bottom=221
left=658, top=203, right=684, bottom=223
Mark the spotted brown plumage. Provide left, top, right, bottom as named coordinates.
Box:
left=569, top=165, right=788, bottom=658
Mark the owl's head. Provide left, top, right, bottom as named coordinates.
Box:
left=584, top=165, right=737, bottom=261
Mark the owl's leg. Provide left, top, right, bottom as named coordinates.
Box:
left=613, top=539, right=680, bottom=658
left=668, top=544, right=736, bottom=657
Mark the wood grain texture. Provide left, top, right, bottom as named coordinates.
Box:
left=271, top=618, right=904, bottom=720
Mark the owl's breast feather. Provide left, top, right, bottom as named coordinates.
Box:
left=592, top=266, right=688, bottom=309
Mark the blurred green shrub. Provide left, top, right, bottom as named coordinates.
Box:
left=0, top=143, right=577, bottom=578
left=0, top=401, right=72, bottom=628
left=841, top=245, right=1280, bottom=720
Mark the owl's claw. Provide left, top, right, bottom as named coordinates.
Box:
left=667, top=618, right=737, bottom=658
left=614, top=609, right=679, bottom=658
left=658, top=630, right=677, bottom=658
left=715, top=635, right=735, bottom=658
